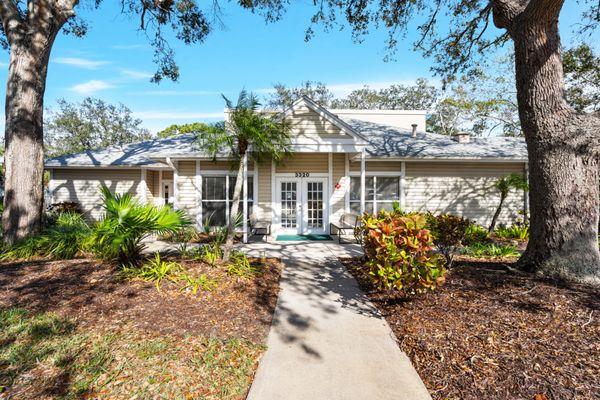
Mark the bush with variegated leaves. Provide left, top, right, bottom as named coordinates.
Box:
left=357, top=211, right=446, bottom=293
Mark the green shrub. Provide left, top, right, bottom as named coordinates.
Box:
left=426, top=213, right=470, bottom=267
left=495, top=223, right=529, bottom=241
left=178, top=272, right=218, bottom=294
left=227, top=251, right=262, bottom=278
left=158, top=226, right=199, bottom=243
left=462, top=223, right=490, bottom=246
left=90, top=186, right=190, bottom=266
left=122, top=253, right=182, bottom=290
left=0, top=212, right=91, bottom=261
left=357, top=212, right=445, bottom=293
left=201, top=243, right=222, bottom=266
left=461, top=243, right=520, bottom=258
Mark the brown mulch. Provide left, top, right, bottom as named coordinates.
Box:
left=341, top=258, right=600, bottom=400
left=0, top=257, right=283, bottom=343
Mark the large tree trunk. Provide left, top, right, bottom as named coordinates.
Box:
left=2, top=16, right=61, bottom=244
left=509, top=11, right=600, bottom=283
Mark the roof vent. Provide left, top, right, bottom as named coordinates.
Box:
left=411, top=124, right=418, bottom=138
left=451, top=132, right=471, bottom=143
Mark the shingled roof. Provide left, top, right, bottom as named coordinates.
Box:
left=342, top=119, right=527, bottom=160
left=45, top=133, right=205, bottom=167
left=45, top=119, right=528, bottom=168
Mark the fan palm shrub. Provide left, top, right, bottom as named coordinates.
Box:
left=0, top=212, right=90, bottom=261
left=90, top=186, right=190, bottom=266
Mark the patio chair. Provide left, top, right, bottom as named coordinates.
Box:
left=330, top=213, right=360, bottom=244
left=250, top=213, right=271, bottom=237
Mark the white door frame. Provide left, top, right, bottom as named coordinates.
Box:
left=301, top=177, right=328, bottom=235
left=274, top=174, right=329, bottom=235
left=162, top=179, right=174, bottom=205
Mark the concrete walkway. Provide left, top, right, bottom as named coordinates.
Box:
left=241, top=241, right=432, bottom=400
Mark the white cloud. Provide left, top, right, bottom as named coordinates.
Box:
left=121, top=69, right=153, bottom=80
left=132, top=110, right=223, bottom=120
left=53, top=57, right=109, bottom=69
left=128, top=89, right=223, bottom=96
left=69, top=80, right=114, bottom=95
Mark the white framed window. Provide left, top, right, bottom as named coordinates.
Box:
left=349, top=176, right=400, bottom=214
left=201, top=175, right=253, bottom=227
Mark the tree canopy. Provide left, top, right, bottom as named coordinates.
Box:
left=157, top=122, right=224, bottom=138
left=45, top=98, right=151, bottom=157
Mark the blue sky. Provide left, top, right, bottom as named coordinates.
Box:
left=0, top=2, right=593, bottom=133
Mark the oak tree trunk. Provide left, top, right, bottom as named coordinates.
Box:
left=1, top=7, right=63, bottom=244
left=510, top=17, right=600, bottom=283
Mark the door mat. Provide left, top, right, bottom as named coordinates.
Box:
left=276, top=234, right=333, bottom=241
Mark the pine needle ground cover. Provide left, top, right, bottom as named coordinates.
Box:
left=0, top=257, right=283, bottom=399
left=341, top=258, right=599, bottom=400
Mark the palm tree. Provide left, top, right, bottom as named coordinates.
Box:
left=198, top=90, right=292, bottom=261
left=489, top=173, right=529, bottom=232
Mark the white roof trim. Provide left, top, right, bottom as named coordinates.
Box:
left=283, top=96, right=367, bottom=144
left=329, top=109, right=428, bottom=116
left=348, top=155, right=528, bottom=163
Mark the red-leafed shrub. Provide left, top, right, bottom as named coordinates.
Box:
left=357, top=211, right=445, bottom=293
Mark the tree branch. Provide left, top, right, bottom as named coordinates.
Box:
left=0, top=1, right=23, bottom=45
left=522, top=0, right=565, bottom=23
left=492, top=0, right=524, bottom=30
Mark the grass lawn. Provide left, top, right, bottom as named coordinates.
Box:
left=0, top=256, right=283, bottom=399
left=341, top=257, right=600, bottom=400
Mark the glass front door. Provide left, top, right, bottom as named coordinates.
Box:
left=277, top=177, right=327, bottom=234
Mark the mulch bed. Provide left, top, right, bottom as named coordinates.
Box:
left=0, top=256, right=283, bottom=343
left=341, top=257, right=600, bottom=400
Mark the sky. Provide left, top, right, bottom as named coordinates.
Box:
left=0, top=1, right=595, bottom=134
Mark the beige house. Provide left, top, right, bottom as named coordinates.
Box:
left=46, top=96, right=528, bottom=241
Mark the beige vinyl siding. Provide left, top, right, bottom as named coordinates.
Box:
left=256, top=159, right=272, bottom=222
left=199, top=160, right=255, bottom=171
left=152, top=171, right=161, bottom=205
left=51, top=168, right=141, bottom=221
left=404, top=162, right=526, bottom=226
left=176, top=161, right=198, bottom=222
left=288, top=104, right=343, bottom=137
left=276, top=153, right=328, bottom=173
left=330, top=154, right=347, bottom=222
left=349, top=161, right=403, bottom=172
left=145, top=170, right=157, bottom=202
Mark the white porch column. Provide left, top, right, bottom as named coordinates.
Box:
left=243, top=153, right=249, bottom=243
left=139, top=169, right=148, bottom=203
left=169, top=158, right=179, bottom=209
left=328, top=152, right=333, bottom=227
left=360, top=150, right=366, bottom=214
left=400, top=161, right=406, bottom=211
left=196, top=160, right=202, bottom=229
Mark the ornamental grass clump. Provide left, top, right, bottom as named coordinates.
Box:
left=358, top=211, right=446, bottom=293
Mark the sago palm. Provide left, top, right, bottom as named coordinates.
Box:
left=91, top=185, right=190, bottom=265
